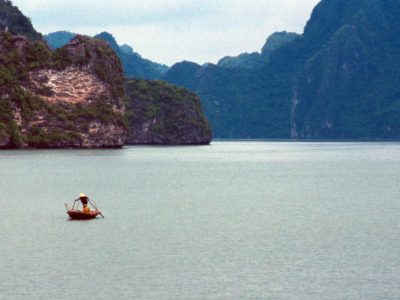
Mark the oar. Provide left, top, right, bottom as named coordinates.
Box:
left=88, top=198, right=105, bottom=219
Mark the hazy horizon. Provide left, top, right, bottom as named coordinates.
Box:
left=12, top=0, right=319, bottom=66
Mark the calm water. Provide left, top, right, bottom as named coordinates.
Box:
left=1, top=142, right=400, bottom=299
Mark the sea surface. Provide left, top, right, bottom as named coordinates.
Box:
left=1, top=142, right=400, bottom=299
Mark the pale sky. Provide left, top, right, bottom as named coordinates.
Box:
left=13, top=0, right=320, bottom=66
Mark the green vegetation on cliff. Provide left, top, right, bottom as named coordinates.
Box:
left=0, top=0, right=41, bottom=40
left=290, top=0, right=400, bottom=139
left=165, top=0, right=400, bottom=140
left=0, top=32, right=126, bottom=148
left=1, top=1, right=212, bottom=148
left=164, top=60, right=291, bottom=139
left=125, top=79, right=211, bottom=145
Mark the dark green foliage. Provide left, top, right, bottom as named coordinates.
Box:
left=164, top=60, right=291, bottom=139
left=163, top=61, right=202, bottom=91
left=163, top=31, right=302, bottom=138
left=0, top=98, right=20, bottom=147
left=26, top=127, right=81, bottom=148
left=72, top=100, right=126, bottom=128
left=125, top=79, right=211, bottom=144
left=0, top=33, right=22, bottom=82
left=165, top=0, right=400, bottom=140
left=45, top=31, right=169, bottom=80
left=291, top=0, right=400, bottom=139
left=92, top=41, right=125, bottom=100
left=0, top=0, right=41, bottom=40
left=0, top=31, right=126, bottom=148
left=0, top=2, right=126, bottom=148
left=25, top=41, right=53, bottom=70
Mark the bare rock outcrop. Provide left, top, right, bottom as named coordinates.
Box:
left=0, top=33, right=127, bottom=148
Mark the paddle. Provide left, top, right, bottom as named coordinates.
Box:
left=88, top=198, right=105, bottom=219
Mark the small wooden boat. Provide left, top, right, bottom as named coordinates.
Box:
left=67, top=209, right=102, bottom=220
left=65, top=197, right=104, bottom=220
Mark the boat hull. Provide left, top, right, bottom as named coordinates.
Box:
left=67, top=210, right=101, bottom=220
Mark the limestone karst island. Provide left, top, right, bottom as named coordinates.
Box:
left=0, top=0, right=212, bottom=148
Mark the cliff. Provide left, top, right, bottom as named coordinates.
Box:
left=164, top=36, right=297, bottom=139
left=0, top=0, right=41, bottom=40
left=0, top=33, right=127, bottom=148
left=165, top=0, right=400, bottom=140
left=290, top=0, right=400, bottom=139
left=125, top=79, right=211, bottom=145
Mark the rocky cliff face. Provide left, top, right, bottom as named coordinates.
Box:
left=164, top=32, right=300, bottom=139
left=125, top=79, right=211, bottom=145
left=0, top=33, right=127, bottom=148
left=291, top=0, right=400, bottom=139
left=165, top=0, right=400, bottom=140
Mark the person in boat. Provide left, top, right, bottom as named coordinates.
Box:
left=76, top=193, right=91, bottom=213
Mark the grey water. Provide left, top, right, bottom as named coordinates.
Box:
left=1, top=142, right=400, bottom=299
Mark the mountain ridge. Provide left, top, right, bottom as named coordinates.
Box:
left=164, top=0, right=400, bottom=140
left=217, top=31, right=299, bottom=70
left=45, top=31, right=169, bottom=80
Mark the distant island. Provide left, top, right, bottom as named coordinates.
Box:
left=0, top=0, right=212, bottom=148
left=163, top=0, right=400, bottom=140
